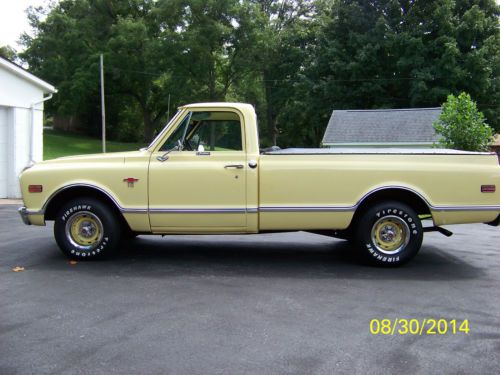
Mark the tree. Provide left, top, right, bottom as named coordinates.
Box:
left=18, top=0, right=499, bottom=145
left=248, top=0, right=315, bottom=146
left=433, top=92, right=493, bottom=151
left=105, top=4, right=173, bottom=142
left=299, top=0, right=500, bottom=146
left=154, top=0, right=261, bottom=102
left=0, top=45, right=17, bottom=61
left=454, top=0, right=500, bottom=131
left=20, top=0, right=166, bottom=141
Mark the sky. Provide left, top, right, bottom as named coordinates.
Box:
left=0, top=0, right=52, bottom=51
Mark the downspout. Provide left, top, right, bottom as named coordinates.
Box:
left=30, top=93, right=53, bottom=162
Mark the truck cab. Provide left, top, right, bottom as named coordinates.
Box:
left=147, top=103, right=260, bottom=232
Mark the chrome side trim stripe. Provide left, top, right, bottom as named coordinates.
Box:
left=121, top=208, right=148, bottom=214
left=29, top=203, right=500, bottom=216
left=430, top=205, right=500, bottom=212
left=259, top=206, right=355, bottom=212
left=131, top=205, right=500, bottom=213
left=149, top=208, right=247, bottom=214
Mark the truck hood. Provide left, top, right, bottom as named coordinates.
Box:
left=38, top=150, right=150, bottom=165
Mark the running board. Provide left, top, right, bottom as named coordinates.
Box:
left=423, top=226, right=453, bottom=237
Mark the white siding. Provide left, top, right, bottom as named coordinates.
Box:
left=0, top=106, right=44, bottom=198
left=0, top=107, right=8, bottom=197
left=0, top=62, right=53, bottom=198
left=0, top=67, right=44, bottom=109
left=32, top=109, right=44, bottom=162
left=6, top=108, right=36, bottom=198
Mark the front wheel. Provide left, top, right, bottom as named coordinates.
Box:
left=355, top=201, right=423, bottom=266
left=54, top=198, right=122, bottom=260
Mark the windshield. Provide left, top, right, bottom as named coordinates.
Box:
left=160, top=112, right=193, bottom=151
left=146, top=110, right=183, bottom=150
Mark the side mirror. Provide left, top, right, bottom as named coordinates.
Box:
left=157, top=140, right=182, bottom=162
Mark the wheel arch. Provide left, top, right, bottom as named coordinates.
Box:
left=351, top=187, right=432, bottom=227
left=44, top=184, right=130, bottom=230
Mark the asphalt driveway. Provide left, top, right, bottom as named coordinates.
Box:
left=1, top=204, right=499, bottom=375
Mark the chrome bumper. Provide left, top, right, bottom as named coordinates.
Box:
left=18, top=207, right=31, bottom=225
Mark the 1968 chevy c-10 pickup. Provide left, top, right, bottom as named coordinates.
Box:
left=19, top=102, right=500, bottom=266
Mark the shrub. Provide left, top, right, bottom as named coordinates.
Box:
left=434, top=93, right=494, bottom=151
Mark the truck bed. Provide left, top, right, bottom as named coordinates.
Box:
left=262, top=148, right=492, bottom=155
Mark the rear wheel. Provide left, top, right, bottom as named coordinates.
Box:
left=355, top=201, right=423, bottom=266
left=54, top=198, right=122, bottom=260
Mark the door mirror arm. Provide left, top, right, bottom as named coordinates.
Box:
left=157, top=112, right=191, bottom=162
left=157, top=140, right=183, bottom=162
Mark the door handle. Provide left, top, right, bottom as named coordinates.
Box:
left=224, top=164, right=244, bottom=169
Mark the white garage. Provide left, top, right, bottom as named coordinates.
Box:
left=0, top=57, right=56, bottom=198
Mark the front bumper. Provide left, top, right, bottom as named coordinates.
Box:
left=18, top=207, right=31, bottom=225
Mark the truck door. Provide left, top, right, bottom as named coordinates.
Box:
left=148, top=109, right=248, bottom=232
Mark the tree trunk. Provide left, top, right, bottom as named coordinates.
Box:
left=142, top=108, right=153, bottom=143
left=208, top=76, right=217, bottom=101
left=264, top=70, right=278, bottom=146
left=208, top=56, right=218, bottom=101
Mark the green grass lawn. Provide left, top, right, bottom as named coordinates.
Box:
left=44, top=130, right=146, bottom=160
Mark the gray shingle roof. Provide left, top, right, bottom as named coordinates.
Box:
left=322, top=108, right=442, bottom=145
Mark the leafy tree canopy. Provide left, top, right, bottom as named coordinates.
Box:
left=19, top=0, right=499, bottom=146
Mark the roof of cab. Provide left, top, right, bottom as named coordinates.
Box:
left=180, top=102, right=254, bottom=111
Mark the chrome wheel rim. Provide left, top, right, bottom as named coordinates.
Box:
left=371, top=215, right=410, bottom=254
left=65, top=211, right=103, bottom=251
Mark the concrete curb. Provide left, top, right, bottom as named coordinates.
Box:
left=0, top=199, right=23, bottom=205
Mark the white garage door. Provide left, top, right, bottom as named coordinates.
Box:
left=0, top=107, right=8, bottom=198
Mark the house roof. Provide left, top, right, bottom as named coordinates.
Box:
left=322, top=107, right=441, bottom=145
left=0, top=56, right=56, bottom=93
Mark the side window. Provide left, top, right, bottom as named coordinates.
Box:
left=160, top=111, right=243, bottom=152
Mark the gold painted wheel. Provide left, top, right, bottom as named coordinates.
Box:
left=370, top=215, right=410, bottom=254
left=65, top=211, right=103, bottom=251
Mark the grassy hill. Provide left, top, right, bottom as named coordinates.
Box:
left=44, top=130, right=146, bottom=160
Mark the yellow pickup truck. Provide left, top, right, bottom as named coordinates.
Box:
left=18, top=102, right=500, bottom=266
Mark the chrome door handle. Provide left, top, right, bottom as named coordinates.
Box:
left=224, top=164, right=244, bottom=169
